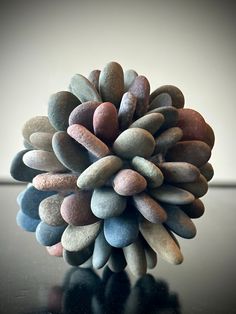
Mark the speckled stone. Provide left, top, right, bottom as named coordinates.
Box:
left=124, top=69, right=138, bottom=91
left=61, top=221, right=101, bottom=252
left=68, top=101, right=101, bottom=132
left=91, top=187, right=127, bottom=218
left=154, top=127, right=183, bottom=154
left=199, top=162, right=214, bottom=181
left=146, top=106, right=179, bottom=129
left=93, top=102, right=119, bottom=144
left=92, top=230, right=112, bottom=269
left=21, top=185, right=56, bottom=219
left=132, top=193, right=167, bottom=223
left=123, top=237, right=147, bottom=277
left=10, top=149, right=44, bottom=182
left=63, top=243, right=94, bottom=266
left=23, top=150, right=67, bottom=172
left=22, top=116, right=55, bottom=143
left=166, top=140, right=211, bottom=167
left=88, top=69, right=100, bottom=91
left=46, top=242, right=63, bottom=257
left=131, top=156, right=164, bottom=188
left=67, top=124, right=110, bottom=158
left=129, top=112, right=164, bottom=135
left=33, top=173, right=78, bottom=191
left=16, top=210, right=40, bottom=232
left=108, top=248, right=127, bottom=272
left=149, top=184, right=195, bottom=205
left=29, top=132, right=53, bottom=151
left=129, top=75, right=150, bottom=118
left=113, top=128, right=155, bottom=159
left=52, top=131, right=89, bottom=173
left=158, top=162, right=200, bottom=183
left=39, top=194, right=65, bottom=226
left=180, top=199, right=205, bottom=218
left=140, top=220, right=183, bottom=265
left=48, top=91, right=81, bottom=131
left=149, top=85, right=185, bottom=109
left=104, top=208, right=139, bottom=248
left=113, top=169, right=147, bottom=196
left=99, top=61, right=124, bottom=107
left=36, top=222, right=66, bottom=246
left=77, top=155, right=123, bottom=190
left=60, top=191, right=98, bottom=226
left=162, top=204, right=196, bottom=239
left=175, top=174, right=208, bottom=198
left=70, top=74, right=102, bottom=102
left=118, top=92, right=137, bottom=131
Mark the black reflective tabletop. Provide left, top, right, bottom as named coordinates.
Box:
left=0, top=185, right=235, bottom=314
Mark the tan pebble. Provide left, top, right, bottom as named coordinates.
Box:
left=33, top=173, right=78, bottom=191
left=29, top=132, right=53, bottom=151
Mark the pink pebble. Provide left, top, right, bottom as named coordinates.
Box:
left=46, top=242, right=63, bottom=257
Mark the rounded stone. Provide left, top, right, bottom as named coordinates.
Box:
left=63, top=243, right=94, bottom=266
left=61, top=221, right=101, bottom=252
left=113, top=128, right=155, bottom=159
left=91, top=187, right=127, bottom=218
left=132, top=193, right=167, bottom=223
left=22, top=116, right=55, bottom=143
left=23, top=150, right=67, bottom=172
left=205, top=123, right=215, bottom=148
left=16, top=210, right=40, bottom=232
left=180, top=199, right=205, bottom=218
left=39, top=194, right=65, bottom=226
left=88, top=69, right=100, bottom=91
left=46, top=242, right=63, bottom=257
left=166, top=140, right=211, bottom=167
left=118, top=92, right=137, bottom=131
left=92, top=230, right=112, bottom=269
left=175, top=174, right=208, bottom=198
left=60, top=191, right=98, bottom=226
left=104, top=209, right=139, bottom=248
left=93, top=102, right=119, bottom=144
left=146, top=106, right=179, bottom=129
left=67, top=124, right=110, bottom=158
left=77, top=155, right=123, bottom=190
left=154, top=127, right=183, bottom=154
left=149, top=184, right=195, bottom=205
left=148, top=92, right=172, bottom=110
left=52, top=131, right=89, bottom=173
left=129, top=75, right=150, bottom=118
left=68, top=101, right=101, bottom=132
left=124, top=69, right=138, bottom=91
left=158, top=162, right=200, bottom=183
left=48, top=91, right=81, bottom=131
left=129, top=113, right=164, bottom=134
left=99, top=61, right=124, bottom=107
left=200, top=162, right=214, bottom=182
left=33, top=173, right=78, bottom=192
left=113, top=169, right=147, bottom=196
left=149, top=85, right=185, bottom=109
left=36, top=222, right=66, bottom=246
left=29, top=132, right=53, bottom=151
left=69, top=73, right=102, bottom=102
left=131, top=156, right=164, bottom=188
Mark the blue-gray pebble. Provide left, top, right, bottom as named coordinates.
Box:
left=36, top=222, right=66, bottom=246
left=16, top=210, right=41, bottom=232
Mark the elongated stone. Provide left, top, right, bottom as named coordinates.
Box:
left=140, top=220, right=183, bottom=265
left=166, top=140, right=211, bottom=167
left=68, top=101, right=101, bottom=132
left=149, top=85, right=185, bottom=109
left=36, top=222, right=66, bottom=246
left=39, top=194, right=65, bottom=226
left=123, top=237, right=147, bottom=277
left=162, top=204, right=196, bottom=238
left=132, top=193, right=167, bottom=223
left=29, top=132, right=53, bottom=151
left=67, top=124, right=110, bottom=158
left=48, top=91, right=80, bottom=131
left=22, top=116, right=55, bottom=143
left=99, top=61, right=124, bottom=106
left=92, top=230, right=112, bottom=269
left=63, top=243, right=94, bottom=266
left=158, top=162, right=200, bottom=183
left=33, top=173, right=78, bottom=191
left=52, top=131, right=89, bottom=173
left=70, top=74, right=102, bottom=102
left=181, top=198, right=205, bottom=218
left=61, top=221, right=101, bottom=252
left=113, top=128, right=155, bottom=159
left=131, top=156, right=164, bottom=188
left=60, top=191, right=98, bottom=226
left=23, top=150, right=67, bottom=172
left=129, top=112, right=164, bottom=134
left=16, top=210, right=40, bottom=232
left=88, top=69, right=100, bottom=91
left=77, top=155, right=123, bottom=190
left=124, top=69, right=138, bottom=91
left=46, top=242, right=63, bottom=257
left=129, top=75, right=150, bottom=118
left=113, top=169, right=147, bottom=196
left=146, top=106, right=179, bottom=129
left=199, top=162, right=214, bottom=181
left=143, top=239, right=157, bottom=269
left=108, top=248, right=127, bottom=272
left=91, top=187, right=127, bottom=219
left=93, top=102, right=119, bottom=144
left=118, top=92, right=137, bottom=131
left=175, top=174, right=208, bottom=198
left=154, top=127, right=183, bottom=153
left=149, top=184, right=195, bottom=205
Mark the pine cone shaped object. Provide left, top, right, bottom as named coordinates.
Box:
left=10, top=61, right=214, bottom=277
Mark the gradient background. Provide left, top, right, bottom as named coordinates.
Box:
left=1, top=0, right=235, bottom=183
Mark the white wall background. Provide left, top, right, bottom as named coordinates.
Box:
left=1, top=0, right=235, bottom=183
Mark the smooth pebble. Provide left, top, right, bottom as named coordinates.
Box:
left=70, top=74, right=102, bottom=102
left=180, top=199, right=205, bottom=218
left=92, top=230, right=112, bottom=269
left=129, top=112, right=164, bottom=134
left=118, top=92, right=137, bottom=131
left=175, top=174, right=208, bottom=198
left=63, top=243, right=94, bottom=266
left=16, top=210, right=40, bottom=232
left=108, top=248, right=127, bottom=272
left=146, top=106, right=179, bottom=129
left=29, top=132, right=53, bottom=152
left=88, top=69, right=100, bottom=91
left=199, top=162, right=214, bottom=181
left=36, top=222, right=66, bottom=246
left=22, top=116, right=55, bottom=143
left=39, top=194, right=65, bottom=226
left=129, top=75, right=150, bottom=118
left=154, top=127, right=183, bottom=154
left=46, top=242, right=63, bottom=257
left=33, top=173, right=78, bottom=191
left=149, top=85, right=185, bottom=109
left=124, top=69, right=138, bottom=91
left=158, top=162, right=200, bottom=183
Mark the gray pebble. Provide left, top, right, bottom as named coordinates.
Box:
left=22, top=116, right=55, bottom=143
left=118, top=92, right=137, bottom=131
left=146, top=106, right=179, bottom=129
left=154, top=127, right=183, bottom=154
left=39, top=194, right=65, bottom=226
left=124, top=69, right=138, bottom=91
left=30, top=132, right=53, bottom=152
left=70, top=74, right=102, bottom=102
left=149, top=85, right=185, bottom=109
left=88, top=69, right=100, bottom=91
left=92, top=230, right=112, bottom=269
left=175, top=174, right=208, bottom=198
left=158, top=162, right=200, bottom=183
left=129, top=113, right=164, bottom=134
